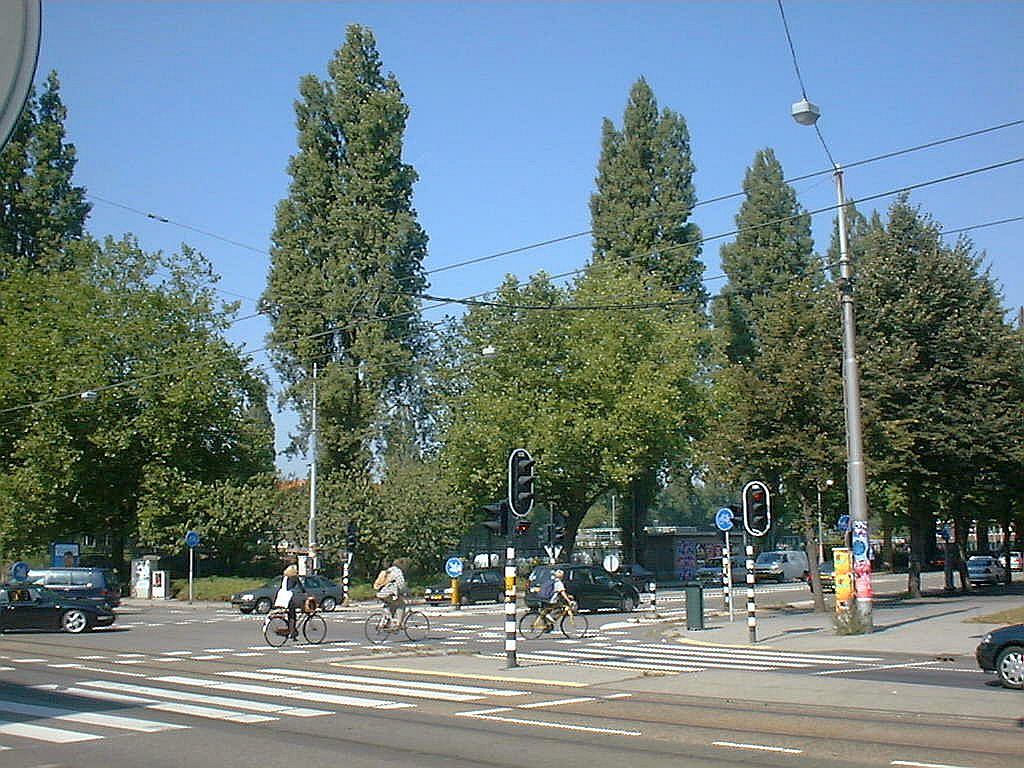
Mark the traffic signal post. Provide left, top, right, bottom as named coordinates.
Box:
left=343, top=522, right=357, bottom=606
left=741, top=481, right=772, bottom=643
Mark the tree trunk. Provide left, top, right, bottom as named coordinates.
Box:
left=800, top=493, right=826, bottom=612
left=906, top=500, right=926, bottom=598
left=954, top=515, right=971, bottom=592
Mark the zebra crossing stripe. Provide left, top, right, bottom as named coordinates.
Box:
left=216, top=670, right=484, bottom=702
left=252, top=668, right=529, bottom=698
left=71, top=682, right=274, bottom=723
left=150, top=675, right=413, bottom=710
left=0, top=700, right=187, bottom=733
left=599, top=643, right=841, bottom=668
left=514, top=650, right=706, bottom=673
left=0, top=718, right=100, bottom=743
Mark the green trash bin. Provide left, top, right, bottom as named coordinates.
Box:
left=683, top=581, right=704, bottom=630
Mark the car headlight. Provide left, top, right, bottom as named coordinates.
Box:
left=981, top=632, right=992, bottom=645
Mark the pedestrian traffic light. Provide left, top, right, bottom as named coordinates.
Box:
left=481, top=501, right=510, bottom=537
left=515, top=520, right=531, bottom=536
left=508, top=447, right=536, bottom=517
left=742, top=480, right=772, bottom=537
left=551, top=515, right=566, bottom=545
left=346, top=521, right=358, bottom=550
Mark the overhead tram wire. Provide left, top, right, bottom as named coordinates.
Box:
left=9, top=187, right=1020, bottom=424
left=86, top=118, right=1022, bottom=297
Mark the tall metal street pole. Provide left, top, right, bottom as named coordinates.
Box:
left=308, top=362, right=318, bottom=573
left=834, top=166, right=873, bottom=630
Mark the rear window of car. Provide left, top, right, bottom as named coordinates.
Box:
left=968, top=557, right=992, bottom=565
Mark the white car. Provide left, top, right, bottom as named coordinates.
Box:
left=967, top=555, right=1006, bottom=586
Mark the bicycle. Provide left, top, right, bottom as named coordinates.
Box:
left=263, top=605, right=327, bottom=647
left=518, top=598, right=588, bottom=639
left=363, top=603, right=430, bottom=644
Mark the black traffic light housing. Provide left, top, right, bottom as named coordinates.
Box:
left=551, top=515, right=566, bottom=545
left=742, top=480, right=772, bottom=537
left=514, top=520, right=531, bottom=536
left=482, top=501, right=510, bottom=537
left=508, top=447, right=536, bottom=517
left=346, top=521, right=358, bottom=550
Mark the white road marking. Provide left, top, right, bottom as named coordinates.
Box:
left=713, top=740, right=803, bottom=754
left=252, top=668, right=528, bottom=697
left=151, top=675, right=412, bottom=710
left=891, top=761, right=977, bottom=768
left=0, top=719, right=100, bottom=743
left=78, top=679, right=331, bottom=718
left=815, top=661, right=942, bottom=676
left=518, top=697, right=596, bottom=709
left=456, top=710, right=641, bottom=737
left=217, top=670, right=486, bottom=702
left=0, top=700, right=187, bottom=733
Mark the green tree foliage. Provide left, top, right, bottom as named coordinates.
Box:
left=0, top=72, right=89, bottom=273
left=0, top=237, right=274, bottom=565
left=439, top=268, right=706, bottom=559
left=857, top=195, right=1019, bottom=595
left=590, top=78, right=704, bottom=298
left=587, top=77, right=707, bottom=558
left=707, top=150, right=842, bottom=608
left=263, top=25, right=428, bottom=476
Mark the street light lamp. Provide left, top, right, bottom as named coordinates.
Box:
left=793, top=99, right=873, bottom=630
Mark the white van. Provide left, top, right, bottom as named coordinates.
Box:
left=753, top=550, right=809, bottom=582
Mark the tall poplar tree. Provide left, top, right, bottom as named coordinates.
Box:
left=0, top=71, right=90, bottom=274
left=708, top=149, right=842, bottom=608
left=588, top=78, right=706, bottom=560
left=263, top=26, right=428, bottom=475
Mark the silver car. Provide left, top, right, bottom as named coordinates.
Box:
left=967, top=556, right=1006, bottom=586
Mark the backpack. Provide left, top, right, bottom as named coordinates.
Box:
left=538, top=579, right=555, bottom=600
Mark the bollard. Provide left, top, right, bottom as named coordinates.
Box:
left=504, top=544, right=517, bottom=668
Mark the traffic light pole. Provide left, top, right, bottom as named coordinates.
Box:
left=342, top=551, right=352, bottom=606
left=744, top=531, right=757, bottom=644
left=504, top=537, right=517, bottom=668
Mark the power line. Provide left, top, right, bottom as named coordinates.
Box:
left=6, top=157, right=1020, bottom=420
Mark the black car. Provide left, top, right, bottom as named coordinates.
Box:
left=616, top=564, right=656, bottom=593
left=230, top=574, right=343, bottom=614
left=525, top=564, right=640, bottom=612
left=424, top=568, right=504, bottom=605
left=0, top=583, right=116, bottom=634
left=976, top=623, right=1024, bottom=689
left=27, top=567, right=121, bottom=607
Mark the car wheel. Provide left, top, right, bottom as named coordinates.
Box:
left=254, top=597, right=273, bottom=614
left=319, top=596, right=336, bottom=612
left=61, top=609, right=90, bottom=634
left=996, top=645, right=1024, bottom=690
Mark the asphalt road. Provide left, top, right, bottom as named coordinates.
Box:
left=0, top=578, right=1020, bottom=768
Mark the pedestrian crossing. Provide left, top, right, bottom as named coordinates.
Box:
left=510, top=639, right=885, bottom=674
left=0, top=666, right=533, bottom=752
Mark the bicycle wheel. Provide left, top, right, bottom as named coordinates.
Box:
left=518, top=610, right=547, bottom=640
left=402, top=611, right=429, bottom=642
left=560, top=610, right=588, bottom=639
left=264, top=615, right=290, bottom=647
left=364, top=611, right=391, bottom=644
left=303, top=613, right=327, bottom=644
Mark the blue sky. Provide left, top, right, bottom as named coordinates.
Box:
left=35, top=2, right=1023, bottom=477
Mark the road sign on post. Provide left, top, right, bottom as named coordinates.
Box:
left=185, top=531, right=200, bottom=604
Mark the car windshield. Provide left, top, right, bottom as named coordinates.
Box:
left=968, top=557, right=992, bottom=565
left=755, top=553, right=782, bottom=564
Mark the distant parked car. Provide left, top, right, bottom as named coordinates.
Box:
left=27, top=567, right=121, bottom=607
left=697, top=557, right=748, bottom=585
left=807, top=561, right=835, bottom=593
left=976, top=623, right=1024, bottom=689
left=615, top=563, right=656, bottom=592
left=997, top=551, right=1023, bottom=572
left=753, top=550, right=809, bottom=582
left=525, top=564, right=639, bottom=612
left=0, top=583, right=116, bottom=633
left=967, top=555, right=1006, bottom=587
left=230, top=574, right=342, bottom=614
left=424, top=568, right=504, bottom=605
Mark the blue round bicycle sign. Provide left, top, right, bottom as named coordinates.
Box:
left=184, top=530, right=200, bottom=548
left=715, top=508, right=734, bottom=532
left=9, top=561, right=29, bottom=581
left=445, top=557, right=463, bottom=578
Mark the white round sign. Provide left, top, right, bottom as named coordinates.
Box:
left=602, top=553, right=620, bottom=573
